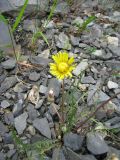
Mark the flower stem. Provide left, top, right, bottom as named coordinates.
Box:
left=61, top=79, right=65, bottom=123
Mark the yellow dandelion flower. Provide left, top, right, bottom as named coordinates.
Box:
left=50, top=52, right=76, bottom=80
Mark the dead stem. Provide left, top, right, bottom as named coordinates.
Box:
left=8, top=24, right=18, bottom=62
left=52, top=104, right=63, bottom=122
left=76, top=92, right=120, bottom=133
left=61, top=79, right=65, bottom=123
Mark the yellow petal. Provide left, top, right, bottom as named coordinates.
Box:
left=59, top=74, right=65, bottom=80
left=50, top=70, right=56, bottom=75
left=52, top=55, right=59, bottom=64
left=59, top=52, right=63, bottom=62
left=50, top=63, right=57, bottom=70
left=68, top=66, right=75, bottom=72
left=63, top=52, right=68, bottom=62
left=68, top=57, right=74, bottom=65
left=68, top=72, right=72, bottom=77
left=50, top=63, right=57, bottom=67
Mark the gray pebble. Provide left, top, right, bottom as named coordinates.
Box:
left=33, top=118, right=51, bottom=139
left=63, top=132, right=84, bottom=151
left=1, top=100, right=10, bottom=108
left=87, top=132, right=109, bottom=155
left=14, top=112, right=28, bottom=135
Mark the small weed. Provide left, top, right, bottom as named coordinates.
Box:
left=31, top=139, right=59, bottom=158
left=85, top=46, right=97, bottom=55
left=32, top=28, right=50, bottom=48
left=31, top=0, right=58, bottom=48
left=74, top=16, right=96, bottom=33
left=112, top=73, right=120, bottom=78
left=91, top=118, right=120, bottom=143
left=80, top=16, right=96, bottom=31
left=12, top=129, right=59, bottom=160
left=11, top=129, right=28, bottom=154
left=65, top=88, right=78, bottom=132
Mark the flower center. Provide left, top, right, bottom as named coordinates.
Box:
left=58, top=62, right=68, bottom=73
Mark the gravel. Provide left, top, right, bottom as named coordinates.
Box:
left=14, top=112, right=28, bottom=135
left=73, top=59, right=89, bottom=76
left=63, top=132, right=84, bottom=151
left=33, top=118, right=51, bottom=139
left=86, top=132, right=109, bottom=155
left=1, top=58, right=16, bottom=69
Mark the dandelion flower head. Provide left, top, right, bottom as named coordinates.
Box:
left=50, top=51, right=75, bottom=80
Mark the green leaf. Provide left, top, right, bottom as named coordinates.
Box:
left=75, top=16, right=96, bottom=33
left=80, top=16, right=96, bottom=31
left=0, top=14, right=8, bottom=24
left=32, top=30, right=50, bottom=47
left=12, top=0, right=29, bottom=32
left=44, top=0, right=58, bottom=27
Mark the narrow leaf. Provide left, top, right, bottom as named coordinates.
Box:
left=12, top=0, right=29, bottom=32
left=32, top=30, right=50, bottom=47
left=44, top=0, right=58, bottom=27
left=0, top=14, right=8, bottom=24
left=81, top=16, right=96, bottom=30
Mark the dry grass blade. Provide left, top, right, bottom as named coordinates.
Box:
left=76, top=92, right=120, bottom=133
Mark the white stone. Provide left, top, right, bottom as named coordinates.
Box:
left=45, top=20, right=55, bottom=29
left=39, top=85, right=47, bottom=94
left=113, top=11, right=120, bottom=16
left=38, top=49, right=50, bottom=59
left=72, top=17, right=84, bottom=26
left=1, top=100, right=10, bottom=108
left=73, top=59, right=88, bottom=76
left=56, top=32, right=71, bottom=50
left=104, top=24, right=112, bottom=29
left=107, top=36, right=119, bottom=46
left=92, top=50, right=103, bottom=56
left=27, top=125, right=36, bottom=136
left=107, top=81, right=119, bottom=89
left=35, top=99, right=44, bottom=109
